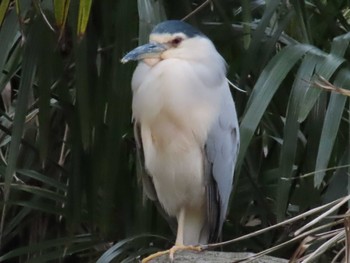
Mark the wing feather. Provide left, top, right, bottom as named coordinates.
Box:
left=204, top=84, right=240, bottom=240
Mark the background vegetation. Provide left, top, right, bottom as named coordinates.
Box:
left=0, top=0, right=349, bottom=262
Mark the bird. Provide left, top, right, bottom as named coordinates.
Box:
left=121, top=20, right=239, bottom=262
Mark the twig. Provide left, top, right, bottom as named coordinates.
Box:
left=313, top=74, right=350, bottom=97
left=201, top=196, right=349, bottom=250
left=302, top=231, right=345, bottom=263
left=331, top=246, right=346, bottom=263
left=285, top=164, right=350, bottom=180
left=294, top=195, right=350, bottom=236
left=182, top=0, right=211, bottom=21
left=344, top=216, right=350, bottom=263
left=235, top=220, right=343, bottom=263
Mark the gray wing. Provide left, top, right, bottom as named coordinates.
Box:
left=204, top=86, right=240, bottom=241
left=134, top=122, right=177, bottom=231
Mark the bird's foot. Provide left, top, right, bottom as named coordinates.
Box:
left=169, top=245, right=202, bottom=261
left=141, top=245, right=202, bottom=263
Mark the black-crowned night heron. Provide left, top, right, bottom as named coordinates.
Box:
left=122, top=20, right=239, bottom=262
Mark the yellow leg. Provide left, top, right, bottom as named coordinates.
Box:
left=141, top=245, right=202, bottom=263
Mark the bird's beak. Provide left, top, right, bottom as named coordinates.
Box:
left=121, top=43, right=167, bottom=64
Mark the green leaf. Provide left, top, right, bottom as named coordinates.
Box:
left=237, top=44, right=315, bottom=169
left=276, top=52, right=320, bottom=221
left=1, top=206, right=31, bottom=237
left=330, top=32, right=350, bottom=57
left=3, top=183, right=66, bottom=203
left=36, top=17, right=56, bottom=163
left=1, top=15, right=40, bottom=236
left=0, top=234, right=96, bottom=261
left=14, top=0, right=32, bottom=22
left=16, top=169, right=67, bottom=191
left=291, top=0, right=311, bottom=43
left=65, top=125, right=84, bottom=231
left=0, top=9, right=19, bottom=74
left=53, top=0, right=70, bottom=28
left=77, top=0, right=92, bottom=38
left=0, top=0, right=10, bottom=26
left=314, top=69, right=350, bottom=187
left=239, top=0, right=280, bottom=81
left=0, top=41, right=22, bottom=94
left=14, top=0, right=20, bottom=15
left=90, top=0, right=137, bottom=237
left=73, top=36, right=92, bottom=151
left=54, top=0, right=70, bottom=39
left=298, top=53, right=346, bottom=122
left=313, top=31, right=350, bottom=187
left=96, top=234, right=167, bottom=263
left=26, top=241, right=100, bottom=263
left=322, top=150, right=350, bottom=204
left=3, top=199, right=65, bottom=216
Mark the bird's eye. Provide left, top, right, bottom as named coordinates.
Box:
left=170, top=37, right=183, bottom=46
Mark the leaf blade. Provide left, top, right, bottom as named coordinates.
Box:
left=77, top=0, right=92, bottom=38
left=237, top=44, right=315, bottom=169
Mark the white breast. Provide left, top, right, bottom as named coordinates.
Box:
left=132, top=58, right=224, bottom=216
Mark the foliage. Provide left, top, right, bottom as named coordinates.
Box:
left=0, top=0, right=349, bottom=262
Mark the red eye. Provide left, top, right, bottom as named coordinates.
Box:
left=171, top=37, right=183, bottom=46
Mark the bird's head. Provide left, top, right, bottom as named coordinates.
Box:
left=121, top=20, right=213, bottom=66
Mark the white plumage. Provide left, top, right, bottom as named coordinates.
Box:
left=122, top=20, right=239, bottom=254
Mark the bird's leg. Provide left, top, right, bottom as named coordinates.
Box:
left=140, top=210, right=184, bottom=263
left=168, top=207, right=203, bottom=260
left=141, top=245, right=202, bottom=263
left=168, top=245, right=202, bottom=262
left=141, top=208, right=202, bottom=263
left=175, top=207, right=185, bottom=245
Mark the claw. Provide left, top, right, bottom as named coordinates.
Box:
left=141, top=245, right=202, bottom=262
left=141, top=249, right=170, bottom=263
